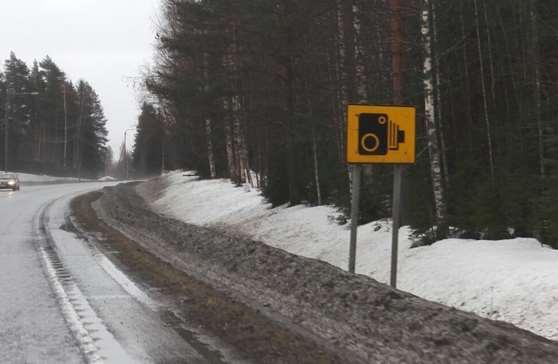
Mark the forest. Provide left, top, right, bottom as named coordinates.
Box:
left=0, top=52, right=110, bottom=178
left=133, top=0, right=558, bottom=247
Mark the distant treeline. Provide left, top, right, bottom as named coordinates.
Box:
left=0, top=52, right=109, bottom=178
left=134, top=0, right=558, bottom=247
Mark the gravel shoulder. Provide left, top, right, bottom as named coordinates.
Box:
left=77, top=182, right=558, bottom=363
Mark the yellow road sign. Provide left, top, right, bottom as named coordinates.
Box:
left=346, top=105, right=416, bottom=164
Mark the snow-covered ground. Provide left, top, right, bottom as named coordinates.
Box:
left=5, top=171, right=82, bottom=183
left=98, top=176, right=117, bottom=182
left=148, top=171, right=558, bottom=341
left=5, top=172, right=119, bottom=184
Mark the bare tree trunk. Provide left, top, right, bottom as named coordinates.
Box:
left=431, top=0, right=449, bottom=186
left=336, top=0, right=348, bottom=109
left=373, top=4, right=386, bottom=100
left=422, top=0, right=448, bottom=235
left=352, top=2, right=368, bottom=104
left=78, top=88, right=87, bottom=179
left=482, top=3, right=497, bottom=106
left=305, top=79, right=322, bottom=205
left=326, top=50, right=344, bottom=162
left=352, top=1, right=375, bottom=179
left=460, top=3, right=474, bottom=153
left=311, top=126, right=322, bottom=205
left=205, top=118, right=216, bottom=178
left=222, top=21, right=245, bottom=185
left=390, top=0, right=402, bottom=103
left=338, top=0, right=355, bottom=191
left=336, top=0, right=349, bottom=165
left=496, top=5, right=524, bottom=158
left=202, top=50, right=217, bottom=179
left=223, top=98, right=238, bottom=182
left=286, top=54, right=299, bottom=205
left=473, top=0, right=495, bottom=183
left=232, top=95, right=248, bottom=184
left=530, top=0, right=545, bottom=177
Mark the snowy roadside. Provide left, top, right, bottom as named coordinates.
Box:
left=93, top=182, right=558, bottom=363
left=7, top=172, right=87, bottom=184
left=140, top=171, right=558, bottom=341
left=5, top=171, right=121, bottom=184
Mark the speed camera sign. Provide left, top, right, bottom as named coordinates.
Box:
left=346, top=105, right=416, bottom=164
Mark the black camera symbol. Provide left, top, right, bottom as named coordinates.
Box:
left=358, top=113, right=405, bottom=155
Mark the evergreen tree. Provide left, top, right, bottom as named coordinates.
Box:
left=77, top=81, right=108, bottom=177
left=142, top=0, right=558, bottom=247
left=1, top=52, right=109, bottom=177
left=3, top=52, right=32, bottom=170
left=132, top=102, right=164, bottom=176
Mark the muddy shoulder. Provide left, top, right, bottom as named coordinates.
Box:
left=71, top=182, right=558, bottom=364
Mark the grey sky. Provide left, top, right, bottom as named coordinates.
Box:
left=0, top=0, right=161, bottom=158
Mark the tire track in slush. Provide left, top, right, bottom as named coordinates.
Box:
left=36, top=197, right=134, bottom=364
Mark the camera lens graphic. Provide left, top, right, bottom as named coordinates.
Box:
left=358, top=113, right=389, bottom=155
left=360, top=133, right=380, bottom=153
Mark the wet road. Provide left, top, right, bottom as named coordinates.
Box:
left=0, top=183, right=206, bottom=363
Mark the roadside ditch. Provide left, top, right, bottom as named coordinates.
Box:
left=71, top=182, right=558, bottom=364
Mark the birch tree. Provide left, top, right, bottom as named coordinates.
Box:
left=421, top=0, right=447, bottom=238
left=473, top=0, right=495, bottom=183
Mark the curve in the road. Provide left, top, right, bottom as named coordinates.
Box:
left=0, top=183, right=209, bottom=364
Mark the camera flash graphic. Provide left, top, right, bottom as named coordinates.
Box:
left=388, top=120, right=405, bottom=150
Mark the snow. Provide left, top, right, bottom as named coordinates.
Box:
left=98, top=176, right=117, bottom=182
left=149, top=171, right=558, bottom=341
left=6, top=171, right=82, bottom=183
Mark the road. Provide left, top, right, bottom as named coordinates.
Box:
left=0, top=183, right=210, bottom=363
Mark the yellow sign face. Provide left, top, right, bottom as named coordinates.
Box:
left=346, top=105, right=416, bottom=164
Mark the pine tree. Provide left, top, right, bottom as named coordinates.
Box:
left=132, top=102, right=165, bottom=176
left=143, top=0, right=558, bottom=247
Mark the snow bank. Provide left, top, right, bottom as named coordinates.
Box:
left=98, top=176, right=116, bottom=182
left=9, top=172, right=81, bottom=183
left=147, top=171, right=558, bottom=341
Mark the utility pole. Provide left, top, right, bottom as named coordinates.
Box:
left=56, top=76, right=68, bottom=169
left=124, top=131, right=129, bottom=180
left=63, top=82, right=68, bottom=168
left=77, top=87, right=86, bottom=181
left=124, top=128, right=134, bottom=180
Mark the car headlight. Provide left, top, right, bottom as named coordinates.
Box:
left=7, top=180, right=15, bottom=186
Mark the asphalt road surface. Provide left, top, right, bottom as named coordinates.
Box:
left=0, top=183, right=211, bottom=364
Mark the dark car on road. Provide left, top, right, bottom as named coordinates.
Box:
left=0, top=173, right=20, bottom=191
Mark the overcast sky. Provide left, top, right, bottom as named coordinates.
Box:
left=0, top=0, right=161, bottom=157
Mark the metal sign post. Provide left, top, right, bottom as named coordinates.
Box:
left=348, top=165, right=362, bottom=273
left=390, top=165, right=403, bottom=288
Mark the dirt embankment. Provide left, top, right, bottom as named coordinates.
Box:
left=84, top=182, right=558, bottom=363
